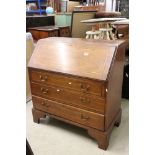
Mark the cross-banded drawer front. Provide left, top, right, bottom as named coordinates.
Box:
left=59, top=28, right=70, bottom=37
left=31, top=83, right=105, bottom=114
left=32, top=96, right=105, bottom=130
left=49, top=30, right=59, bottom=37
left=30, top=70, right=104, bottom=97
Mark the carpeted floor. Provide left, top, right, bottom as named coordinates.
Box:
left=26, top=99, right=129, bottom=155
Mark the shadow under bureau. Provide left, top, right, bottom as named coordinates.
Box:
left=28, top=37, right=126, bottom=150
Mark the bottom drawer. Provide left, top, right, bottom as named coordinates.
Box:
left=32, top=96, right=105, bottom=131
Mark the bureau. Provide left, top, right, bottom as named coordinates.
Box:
left=28, top=37, right=126, bottom=150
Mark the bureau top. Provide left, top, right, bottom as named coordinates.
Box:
left=28, top=26, right=70, bottom=31
left=28, top=37, right=124, bottom=81
left=28, top=26, right=59, bottom=31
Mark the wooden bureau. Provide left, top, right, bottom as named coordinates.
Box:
left=28, top=37, right=126, bottom=150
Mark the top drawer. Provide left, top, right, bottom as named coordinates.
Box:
left=29, top=70, right=104, bottom=96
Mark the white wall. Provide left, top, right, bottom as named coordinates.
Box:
left=105, top=0, right=116, bottom=11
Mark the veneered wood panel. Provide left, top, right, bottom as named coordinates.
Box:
left=29, top=69, right=104, bottom=96
left=105, top=42, right=126, bottom=130
left=32, top=96, right=105, bottom=130
left=28, top=38, right=123, bottom=81
left=31, top=82, right=105, bottom=114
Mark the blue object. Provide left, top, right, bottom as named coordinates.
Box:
left=26, top=0, right=46, bottom=15
left=46, top=7, right=54, bottom=15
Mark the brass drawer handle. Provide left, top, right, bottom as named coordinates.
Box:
left=56, top=89, right=61, bottom=92
left=80, top=97, right=90, bottom=104
left=50, top=86, right=62, bottom=93
left=41, top=102, right=50, bottom=107
left=41, top=102, right=46, bottom=106
left=68, top=82, right=72, bottom=85
left=39, top=75, right=48, bottom=82
left=41, top=88, right=49, bottom=94
left=81, top=114, right=90, bottom=120
left=80, top=83, right=90, bottom=92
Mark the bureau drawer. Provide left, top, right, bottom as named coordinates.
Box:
left=32, top=96, right=105, bottom=130
left=49, top=30, right=59, bottom=37
left=30, top=70, right=104, bottom=96
left=31, top=83, right=105, bottom=114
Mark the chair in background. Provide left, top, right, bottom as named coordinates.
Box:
left=71, top=11, right=97, bottom=38
left=26, top=32, right=34, bottom=102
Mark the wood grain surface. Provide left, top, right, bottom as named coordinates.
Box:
left=28, top=37, right=124, bottom=81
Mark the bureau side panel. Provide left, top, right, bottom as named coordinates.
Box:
left=105, top=43, right=126, bottom=130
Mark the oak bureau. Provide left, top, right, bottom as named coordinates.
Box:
left=28, top=37, right=126, bottom=150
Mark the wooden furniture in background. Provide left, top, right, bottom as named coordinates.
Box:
left=28, top=25, right=70, bottom=40
left=28, top=26, right=59, bottom=40
left=94, top=12, right=122, bottom=40
left=81, top=17, right=126, bottom=40
left=95, top=11, right=121, bottom=18
left=71, top=11, right=97, bottom=38
left=28, top=37, right=126, bottom=150
left=112, top=19, right=129, bottom=39
left=58, top=26, right=71, bottom=37
left=67, top=1, right=80, bottom=12
left=74, top=5, right=105, bottom=12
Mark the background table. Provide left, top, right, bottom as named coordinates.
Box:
left=81, top=18, right=127, bottom=40
left=28, top=26, right=71, bottom=41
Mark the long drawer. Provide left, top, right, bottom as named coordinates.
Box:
left=29, top=70, right=104, bottom=97
left=31, top=82, right=105, bottom=114
left=32, top=96, right=105, bottom=131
